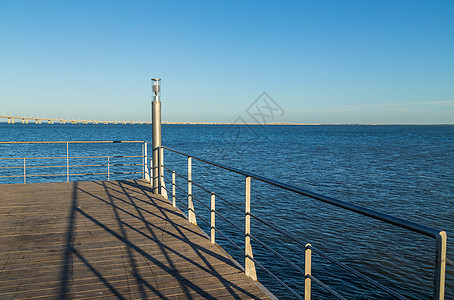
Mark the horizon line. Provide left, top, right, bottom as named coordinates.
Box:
left=2, top=121, right=453, bottom=126
left=162, top=122, right=454, bottom=126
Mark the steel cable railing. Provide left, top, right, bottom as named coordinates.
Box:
left=160, top=145, right=447, bottom=300
left=249, top=209, right=408, bottom=298
left=306, top=244, right=408, bottom=299
left=163, top=168, right=341, bottom=298
left=161, top=172, right=244, bottom=253
left=161, top=174, right=244, bottom=254
left=248, top=254, right=304, bottom=300
left=161, top=177, right=187, bottom=208
left=0, top=141, right=145, bottom=183
left=160, top=167, right=325, bottom=298
left=305, top=274, right=346, bottom=300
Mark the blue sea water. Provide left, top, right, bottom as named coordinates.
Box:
left=0, top=123, right=453, bottom=299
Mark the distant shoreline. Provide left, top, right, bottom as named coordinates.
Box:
left=0, top=121, right=452, bottom=126
left=163, top=122, right=454, bottom=126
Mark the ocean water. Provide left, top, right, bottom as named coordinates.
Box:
left=0, top=123, right=453, bottom=299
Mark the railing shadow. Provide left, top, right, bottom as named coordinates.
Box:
left=59, top=179, right=262, bottom=299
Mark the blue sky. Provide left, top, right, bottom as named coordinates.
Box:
left=0, top=0, right=453, bottom=124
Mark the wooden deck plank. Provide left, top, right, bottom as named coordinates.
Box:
left=0, top=179, right=274, bottom=299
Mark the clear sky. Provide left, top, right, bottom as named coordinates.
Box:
left=0, top=0, right=453, bottom=124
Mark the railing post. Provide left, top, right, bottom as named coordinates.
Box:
left=66, top=142, right=69, bottom=182
left=151, top=78, right=162, bottom=194
left=160, top=146, right=168, bottom=198
left=107, top=156, right=110, bottom=181
left=305, top=243, right=312, bottom=300
left=172, top=171, right=176, bottom=207
left=434, top=231, right=447, bottom=300
left=160, top=146, right=164, bottom=184
left=144, top=142, right=150, bottom=182
left=245, top=176, right=257, bottom=280
left=211, top=192, right=215, bottom=244
left=142, top=142, right=145, bottom=179
left=23, top=158, right=26, bottom=184
left=188, top=156, right=197, bottom=225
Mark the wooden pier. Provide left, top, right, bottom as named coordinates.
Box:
left=0, top=180, right=273, bottom=299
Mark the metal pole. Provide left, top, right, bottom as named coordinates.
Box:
left=152, top=78, right=162, bottom=194
left=66, top=142, right=69, bottom=182
left=23, top=158, right=26, bottom=184
left=172, top=171, right=176, bottom=207
left=211, top=192, right=216, bottom=244
left=245, top=176, right=257, bottom=280
left=188, top=157, right=197, bottom=225
left=305, top=244, right=312, bottom=300
left=107, top=156, right=110, bottom=181
left=434, top=231, right=447, bottom=300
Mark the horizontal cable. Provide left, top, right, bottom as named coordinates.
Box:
left=162, top=165, right=173, bottom=172
left=0, top=155, right=142, bottom=161
left=191, top=194, right=211, bottom=210
left=248, top=233, right=305, bottom=278
left=5, top=171, right=142, bottom=178
left=189, top=179, right=213, bottom=195
left=164, top=184, right=243, bottom=254
left=173, top=195, right=187, bottom=208
left=108, top=163, right=141, bottom=167
left=0, top=163, right=140, bottom=170
left=0, top=140, right=143, bottom=144
left=307, top=274, right=346, bottom=300
left=248, top=255, right=303, bottom=300
left=162, top=146, right=441, bottom=238
left=70, top=155, right=142, bottom=159
left=160, top=183, right=187, bottom=208
left=161, top=175, right=171, bottom=184
left=308, top=245, right=408, bottom=300
left=249, top=212, right=307, bottom=249
left=161, top=184, right=171, bottom=194
left=162, top=175, right=243, bottom=253
left=213, top=226, right=242, bottom=253
left=104, top=171, right=141, bottom=175
left=162, top=174, right=188, bottom=194
left=191, top=208, right=211, bottom=227
left=0, top=156, right=66, bottom=161
left=173, top=170, right=188, bottom=181
left=23, top=164, right=71, bottom=169
left=165, top=169, right=245, bottom=214
left=212, top=208, right=243, bottom=234
left=212, top=192, right=244, bottom=214
left=172, top=182, right=187, bottom=194
left=0, top=166, right=24, bottom=169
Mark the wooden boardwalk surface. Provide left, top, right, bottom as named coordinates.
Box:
left=0, top=180, right=273, bottom=299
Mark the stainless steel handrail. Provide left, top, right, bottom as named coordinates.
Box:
left=161, top=145, right=447, bottom=300
left=162, top=146, right=440, bottom=238
left=162, top=169, right=407, bottom=299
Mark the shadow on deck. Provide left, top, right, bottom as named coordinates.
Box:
left=0, top=179, right=273, bottom=299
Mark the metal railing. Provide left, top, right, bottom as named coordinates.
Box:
left=159, top=145, right=447, bottom=300
left=0, top=141, right=148, bottom=183
left=0, top=140, right=447, bottom=298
